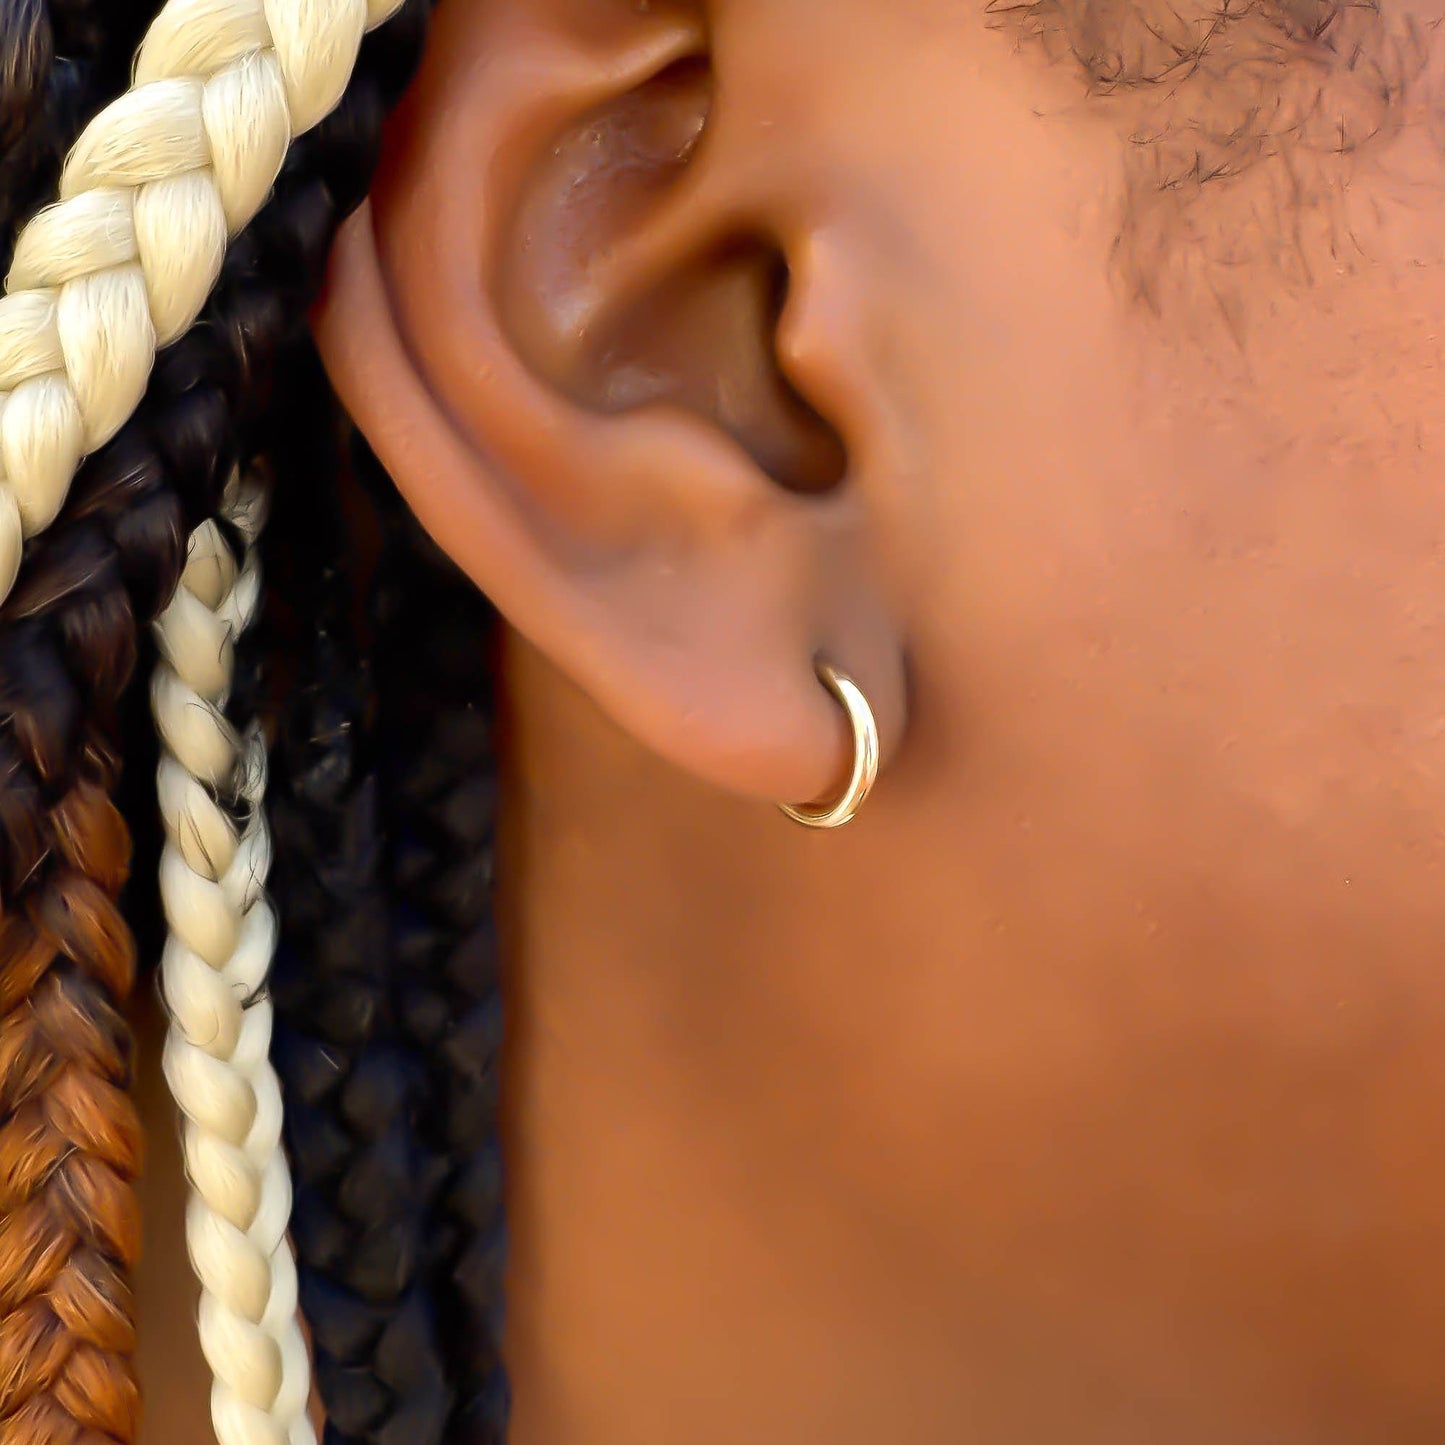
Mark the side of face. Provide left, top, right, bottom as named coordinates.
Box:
left=314, top=0, right=1445, bottom=1435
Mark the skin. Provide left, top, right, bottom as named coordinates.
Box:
left=138, top=0, right=1445, bottom=1439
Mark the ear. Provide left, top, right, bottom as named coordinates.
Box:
left=311, top=0, right=907, bottom=809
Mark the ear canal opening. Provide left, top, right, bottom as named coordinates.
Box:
left=585, top=234, right=847, bottom=496
left=498, top=43, right=848, bottom=498
left=641, top=52, right=713, bottom=150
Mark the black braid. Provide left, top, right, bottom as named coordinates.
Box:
left=252, top=339, right=456, bottom=1445
left=249, top=362, right=512, bottom=1440
left=365, top=443, right=511, bottom=1443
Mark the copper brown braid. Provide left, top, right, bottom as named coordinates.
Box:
left=0, top=752, right=143, bottom=1443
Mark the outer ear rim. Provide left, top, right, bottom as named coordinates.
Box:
left=313, top=203, right=555, bottom=621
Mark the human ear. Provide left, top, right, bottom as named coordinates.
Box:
left=312, top=0, right=908, bottom=809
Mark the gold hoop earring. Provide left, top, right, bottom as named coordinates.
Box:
left=779, top=659, right=880, bottom=829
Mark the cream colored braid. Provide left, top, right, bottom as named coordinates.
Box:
left=153, top=469, right=317, bottom=1445
left=0, top=0, right=403, bottom=602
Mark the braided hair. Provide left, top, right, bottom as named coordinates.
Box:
left=367, top=441, right=510, bottom=1440
left=241, top=336, right=510, bottom=1442
left=256, top=340, right=461, bottom=1445
left=0, top=0, right=521, bottom=1437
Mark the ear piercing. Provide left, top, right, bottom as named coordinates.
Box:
left=779, top=658, right=879, bottom=829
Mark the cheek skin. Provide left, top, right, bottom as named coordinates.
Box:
left=741, top=0, right=1445, bottom=1426
left=819, top=4, right=1445, bottom=942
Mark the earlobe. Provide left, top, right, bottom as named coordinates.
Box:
left=310, top=0, right=909, bottom=814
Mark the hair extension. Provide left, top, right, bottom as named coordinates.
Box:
left=256, top=412, right=512, bottom=1444
left=366, top=450, right=511, bottom=1442
left=0, top=3, right=431, bottom=1436
left=256, top=343, right=458, bottom=1445
left=0, top=715, right=143, bottom=1445
left=0, top=0, right=406, bottom=602
left=153, top=468, right=316, bottom=1443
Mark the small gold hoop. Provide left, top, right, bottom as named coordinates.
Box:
left=779, top=659, right=880, bottom=830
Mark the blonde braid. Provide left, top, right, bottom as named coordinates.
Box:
left=154, top=471, right=314, bottom=1445
left=0, top=0, right=402, bottom=601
